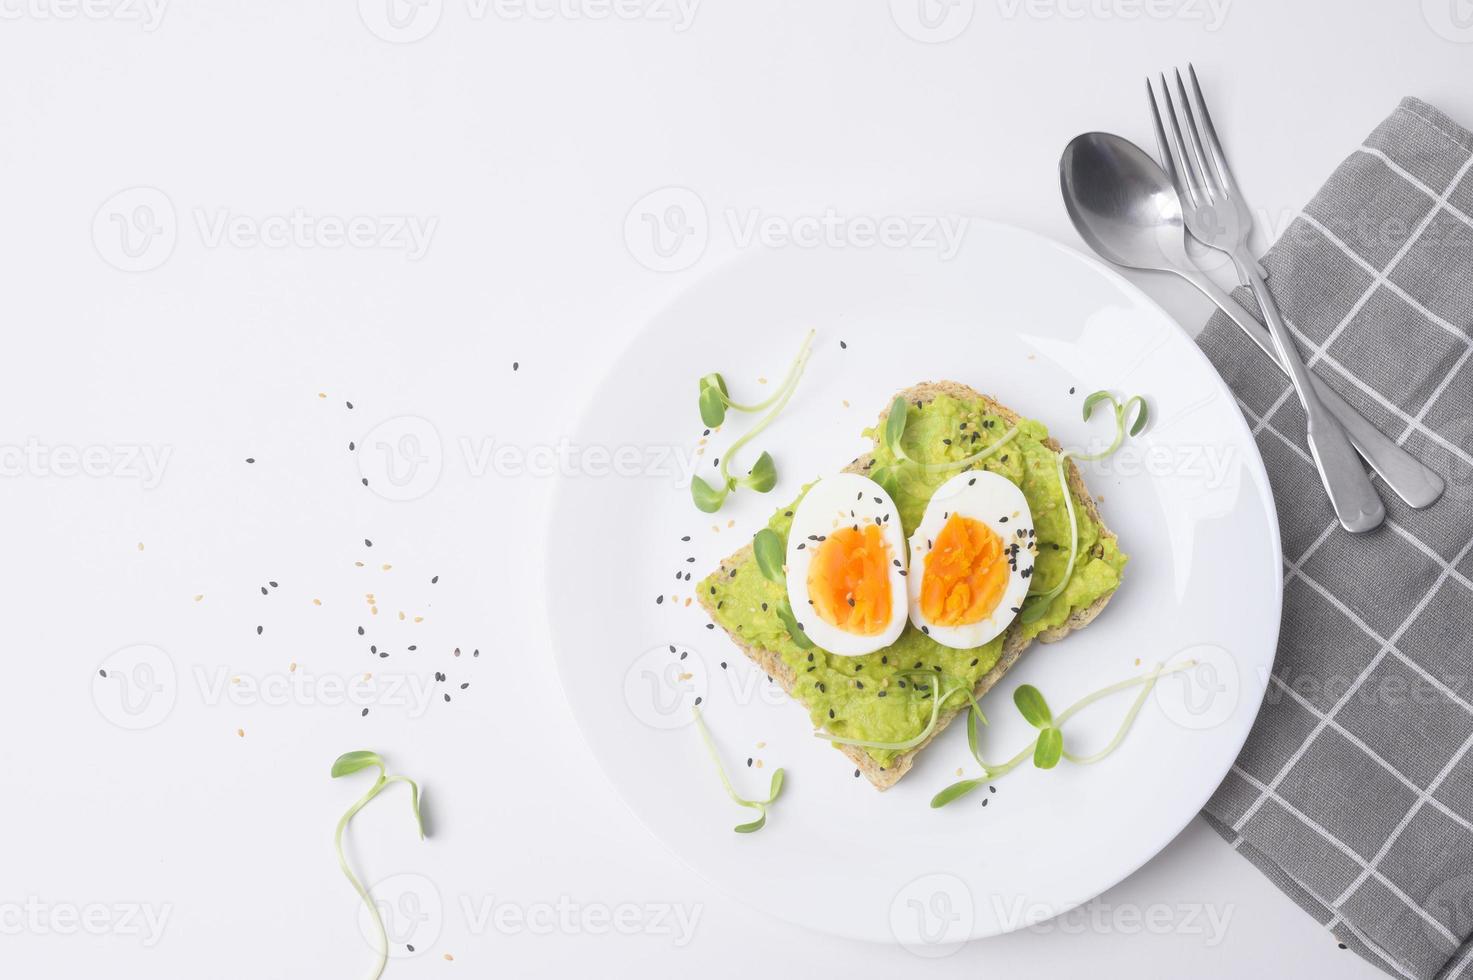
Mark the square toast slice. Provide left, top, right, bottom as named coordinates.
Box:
left=698, top=380, right=1123, bottom=790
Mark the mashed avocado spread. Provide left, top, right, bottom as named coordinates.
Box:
left=700, top=394, right=1127, bottom=767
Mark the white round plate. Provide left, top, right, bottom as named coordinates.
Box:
left=546, top=221, right=1281, bottom=949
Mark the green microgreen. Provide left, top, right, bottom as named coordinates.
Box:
left=1012, top=685, right=1063, bottom=769
left=882, top=396, right=1020, bottom=475
left=1020, top=391, right=1147, bottom=625
left=1012, top=684, right=1052, bottom=728
left=882, top=396, right=910, bottom=459
left=743, top=451, right=777, bottom=493
left=693, top=706, right=785, bottom=833
left=774, top=599, right=814, bottom=649
left=698, top=376, right=729, bottom=427
left=929, top=660, right=1198, bottom=808
left=691, top=476, right=730, bottom=513
left=691, top=331, right=815, bottom=513
left=331, top=750, right=425, bottom=980
left=752, top=528, right=786, bottom=584
left=1033, top=726, right=1064, bottom=769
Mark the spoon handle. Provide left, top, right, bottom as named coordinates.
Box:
left=1175, top=266, right=1444, bottom=510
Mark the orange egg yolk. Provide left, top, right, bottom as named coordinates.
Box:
left=807, top=525, right=894, bottom=636
left=921, top=513, right=1009, bottom=627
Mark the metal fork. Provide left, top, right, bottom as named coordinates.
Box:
left=1149, top=65, right=1385, bottom=534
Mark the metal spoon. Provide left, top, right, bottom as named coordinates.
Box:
left=1059, top=131, right=1444, bottom=509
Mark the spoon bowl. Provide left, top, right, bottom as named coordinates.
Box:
left=1059, top=132, right=1193, bottom=273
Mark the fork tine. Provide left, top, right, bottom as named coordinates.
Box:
left=1171, top=68, right=1218, bottom=201
left=1154, top=73, right=1205, bottom=210
left=1146, top=77, right=1183, bottom=194
left=1186, top=63, right=1239, bottom=195
left=1160, top=72, right=1207, bottom=210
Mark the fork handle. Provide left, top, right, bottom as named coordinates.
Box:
left=1238, top=261, right=1385, bottom=532
left=1179, top=268, right=1444, bottom=509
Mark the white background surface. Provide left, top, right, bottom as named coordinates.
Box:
left=2, top=1, right=1468, bottom=977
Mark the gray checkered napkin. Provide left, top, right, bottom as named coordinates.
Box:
left=1195, top=97, right=1473, bottom=980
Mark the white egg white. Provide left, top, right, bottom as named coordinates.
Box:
left=784, top=472, right=909, bottom=657
left=906, top=470, right=1035, bottom=650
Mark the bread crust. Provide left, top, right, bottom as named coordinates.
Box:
left=696, top=381, right=1121, bottom=790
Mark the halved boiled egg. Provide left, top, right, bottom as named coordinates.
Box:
left=784, top=472, right=908, bottom=657
left=907, top=470, right=1035, bottom=649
